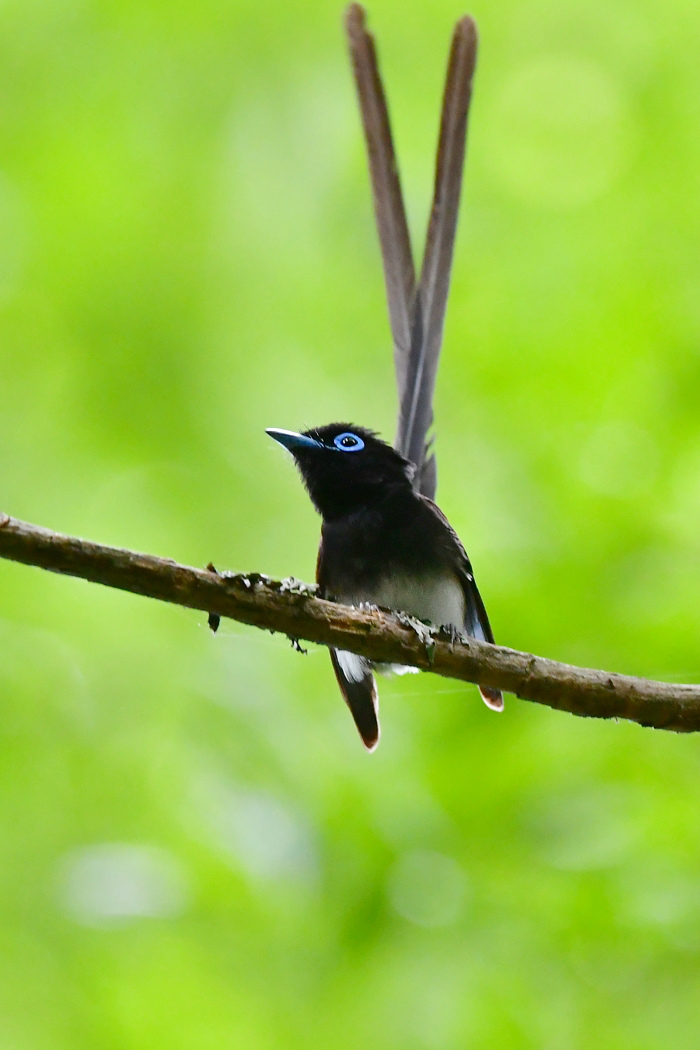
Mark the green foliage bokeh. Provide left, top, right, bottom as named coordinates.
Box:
left=1, top=0, right=700, bottom=1046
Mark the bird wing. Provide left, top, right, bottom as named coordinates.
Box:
left=419, top=496, right=503, bottom=711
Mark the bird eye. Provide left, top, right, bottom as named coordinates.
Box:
left=333, top=431, right=365, bottom=452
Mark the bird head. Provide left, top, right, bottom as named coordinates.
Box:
left=266, top=423, right=414, bottom=519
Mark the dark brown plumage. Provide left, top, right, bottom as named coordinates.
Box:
left=267, top=424, right=502, bottom=749
left=265, top=10, right=497, bottom=750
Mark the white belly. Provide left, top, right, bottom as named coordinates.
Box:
left=334, top=573, right=465, bottom=685
left=338, top=572, right=465, bottom=629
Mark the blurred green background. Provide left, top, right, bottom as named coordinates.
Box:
left=1, top=0, right=700, bottom=1045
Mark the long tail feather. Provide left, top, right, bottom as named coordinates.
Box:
left=345, top=4, right=416, bottom=401
left=397, top=17, right=478, bottom=499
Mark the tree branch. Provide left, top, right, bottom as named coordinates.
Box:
left=0, top=512, right=699, bottom=731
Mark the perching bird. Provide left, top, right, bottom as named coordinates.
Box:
left=266, top=423, right=503, bottom=750
left=264, top=11, right=499, bottom=749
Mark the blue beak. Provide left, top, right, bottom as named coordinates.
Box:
left=266, top=428, right=322, bottom=453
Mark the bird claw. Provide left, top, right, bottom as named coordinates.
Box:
left=394, top=610, right=429, bottom=639
left=445, top=623, right=464, bottom=650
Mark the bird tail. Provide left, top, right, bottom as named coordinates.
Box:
left=330, top=649, right=380, bottom=751
left=463, top=573, right=504, bottom=712
left=345, top=6, right=477, bottom=502
left=479, top=686, right=504, bottom=712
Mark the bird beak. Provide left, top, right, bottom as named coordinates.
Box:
left=266, top=428, right=322, bottom=453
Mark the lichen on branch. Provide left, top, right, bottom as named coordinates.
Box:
left=1, top=513, right=699, bottom=732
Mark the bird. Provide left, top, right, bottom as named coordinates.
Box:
left=263, top=10, right=500, bottom=749
left=266, top=423, right=503, bottom=750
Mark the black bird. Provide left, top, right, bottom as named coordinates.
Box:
left=265, top=11, right=501, bottom=748
left=267, top=423, right=503, bottom=750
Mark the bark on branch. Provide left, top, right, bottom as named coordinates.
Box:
left=0, top=512, right=698, bottom=731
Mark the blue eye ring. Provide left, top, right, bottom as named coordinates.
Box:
left=333, top=431, right=365, bottom=452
